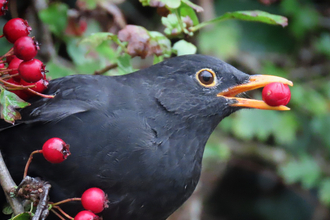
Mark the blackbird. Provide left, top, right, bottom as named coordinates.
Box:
left=0, top=54, right=292, bottom=220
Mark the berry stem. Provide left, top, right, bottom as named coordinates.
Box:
left=51, top=197, right=81, bottom=206
left=23, top=150, right=42, bottom=179
left=1, top=73, right=19, bottom=80
left=27, top=88, right=55, bottom=98
left=50, top=209, right=67, bottom=220
left=0, top=47, right=14, bottom=60
left=0, top=68, right=17, bottom=74
left=0, top=77, right=33, bottom=89
left=53, top=205, right=74, bottom=219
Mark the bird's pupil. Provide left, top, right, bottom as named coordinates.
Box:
left=199, top=70, right=214, bottom=85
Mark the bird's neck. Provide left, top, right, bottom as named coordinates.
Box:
left=154, top=115, right=220, bottom=181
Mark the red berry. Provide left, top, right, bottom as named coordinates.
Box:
left=21, top=78, right=49, bottom=94
left=0, top=0, right=8, bottom=16
left=6, top=55, right=17, bottom=64
left=0, top=63, right=5, bottom=68
left=18, top=59, right=45, bottom=83
left=42, top=138, right=70, bottom=164
left=3, top=18, right=31, bottom=43
left=5, top=78, right=31, bottom=100
left=8, top=57, right=23, bottom=82
left=74, top=210, right=99, bottom=220
left=262, top=82, right=291, bottom=106
left=81, top=188, right=108, bottom=214
left=13, top=36, right=39, bottom=61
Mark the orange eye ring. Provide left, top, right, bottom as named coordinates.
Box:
left=196, top=68, right=217, bottom=87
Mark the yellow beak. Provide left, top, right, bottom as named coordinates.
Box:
left=217, top=75, right=293, bottom=110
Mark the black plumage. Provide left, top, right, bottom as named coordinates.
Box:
left=0, top=54, right=291, bottom=220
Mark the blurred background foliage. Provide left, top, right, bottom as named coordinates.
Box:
left=1, top=0, right=330, bottom=219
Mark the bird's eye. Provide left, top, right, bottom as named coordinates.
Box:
left=196, top=69, right=217, bottom=87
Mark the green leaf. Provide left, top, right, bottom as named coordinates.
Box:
left=79, top=32, right=119, bottom=48
left=191, top=10, right=288, bottom=32
left=67, top=38, right=106, bottom=73
left=181, top=0, right=203, bottom=13
left=67, top=38, right=91, bottom=66
left=116, top=54, right=136, bottom=75
left=10, top=212, right=31, bottom=220
left=281, top=0, right=300, bottom=15
left=290, top=6, right=319, bottom=39
left=95, top=41, right=117, bottom=62
left=0, top=87, right=30, bottom=124
left=311, top=115, right=330, bottom=148
left=178, top=2, right=199, bottom=26
left=314, top=33, right=330, bottom=59
left=153, top=55, right=164, bottom=64
left=198, top=22, right=240, bottom=60
left=279, top=155, right=321, bottom=189
left=290, top=85, right=327, bottom=115
left=159, top=0, right=181, bottom=9
left=77, top=0, right=97, bottom=10
left=46, top=59, right=76, bottom=79
left=162, top=14, right=181, bottom=36
left=204, top=142, right=231, bottom=161
left=320, top=178, right=330, bottom=205
left=224, top=11, right=288, bottom=26
left=172, top=40, right=196, bottom=56
left=273, top=112, right=299, bottom=145
left=149, top=31, right=172, bottom=57
left=38, top=3, right=68, bottom=37
left=261, top=62, right=288, bottom=78
left=2, top=205, right=13, bottom=215
left=231, top=110, right=278, bottom=141
left=139, top=0, right=150, bottom=6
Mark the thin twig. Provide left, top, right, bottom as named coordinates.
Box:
left=94, top=63, right=118, bottom=75
left=0, top=150, right=24, bottom=215
left=97, top=1, right=126, bottom=29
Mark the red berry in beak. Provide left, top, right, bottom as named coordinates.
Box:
left=262, top=82, right=291, bottom=106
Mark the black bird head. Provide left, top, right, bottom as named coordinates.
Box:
left=146, top=54, right=292, bottom=122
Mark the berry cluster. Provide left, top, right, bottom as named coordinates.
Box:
left=22, top=138, right=108, bottom=219
left=74, top=187, right=109, bottom=220
left=0, top=15, right=50, bottom=100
